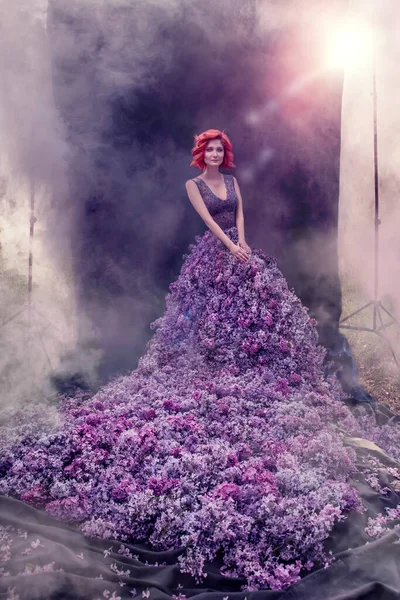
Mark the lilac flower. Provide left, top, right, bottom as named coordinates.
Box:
left=214, top=483, right=242, bottom=501
left=104, top=547, right=114, bottom=558
left=20, top=484, right=48, bottom=508
left=147, top=476, right=178, bottom=496
left=170, top=446, right=183, bottom=458
left=118, top=544, right=133, bottom=558
left=289, top=373, right=302, bottom=386
left=365, top=505, right=400, bottom=538
left=274, top=378, right=290, bottom=396
left=2, top=226, right=400, bottom=591
left=142, top=409, right=156, bottom=421
left=278, top=340, right=290, bottom=353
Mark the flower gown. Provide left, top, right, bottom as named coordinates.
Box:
left=1, top=173, right=400, bottom=592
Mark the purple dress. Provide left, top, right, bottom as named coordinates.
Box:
left=192, top=174, right=238, bottom=231
left=149, top=173, right=319, bottom=376
left=0, top=171, right=367, bottom=592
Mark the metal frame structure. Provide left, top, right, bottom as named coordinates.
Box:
left=1, top=179, right=63, bottom=395
left=339, top=51, right=399, bottom=367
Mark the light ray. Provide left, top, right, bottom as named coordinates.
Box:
left=324, top=19, right=375, bottom=71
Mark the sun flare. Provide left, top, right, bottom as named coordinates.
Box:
left=325, top=20, right=375, bottom=71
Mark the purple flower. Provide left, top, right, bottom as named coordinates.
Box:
left=46, top=495, right=91, bottom=522
left=21, top=484, right=48, bottom=508
left=111, top=480, right=134, bottom=503
left=163, top=399, right=181, bottom=412
left=226, top=452, right=238, bottom=466
left=289, top=373, right=302, bottom=386
left=142, top=409, right=156, bottom=421
left=170, top=446, right=183, bottom=458
left=274, top=378, right=290, bottom=396
left=147, top=477, right=178, bottom=496
left=3, top=226, right=400, bottom=591
left=279, top=339, right=290, bottom=353
left=92, top=401, right=105, bottom=411
left=264, top=313, right=274, bottom=327
left=86, top=413, right=103, bottom=426
left=214, top=483, right=242, bottom=501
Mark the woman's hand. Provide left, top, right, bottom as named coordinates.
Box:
left=229, top=242, right=250, bottom=262
left=239, top=240, right=252, bottom=256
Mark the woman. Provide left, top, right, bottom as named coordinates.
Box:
left=2, top=130, right=400, bottom=594
left=185, top=129, right=251, bottom=264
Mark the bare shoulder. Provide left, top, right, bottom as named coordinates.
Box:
left=185, top=179, right=202, bottom=200
left=185, top=179, right=194, bottom=190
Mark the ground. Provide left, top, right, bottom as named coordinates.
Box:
left=341, top=273, right=400, bottom=414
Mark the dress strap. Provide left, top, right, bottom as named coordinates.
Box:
left=192, top=178, right=205, bottom=195
left=225, top=174, right=234, bottom=192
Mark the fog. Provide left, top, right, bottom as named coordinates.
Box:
left=339, top=0, right=400, bottom=370
left=1, top=0, right=398, bottom=406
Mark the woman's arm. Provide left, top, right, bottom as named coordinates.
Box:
left=185, top=180, right=248, bottom=262
left=185, top=180, right=233, bottom=249
left=233, top=176, right=251, bottom=253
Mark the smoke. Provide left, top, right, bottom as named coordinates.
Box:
left=0, top=0, right=190, bottom=403
left=0, top=0, right=354, bottom=407
left=339, top=0, right=400, bottom=368
left=41, top=0, right=266, bottom=387
left=0, top=0, right=92, bottom=405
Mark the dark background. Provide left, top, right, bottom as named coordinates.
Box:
left=46, top=0, right=346, bottom=385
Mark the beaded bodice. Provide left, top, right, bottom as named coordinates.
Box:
left=192, top=174, right=237, bottom=231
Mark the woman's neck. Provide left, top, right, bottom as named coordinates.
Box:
left=202, top=166, right=223, bottom=181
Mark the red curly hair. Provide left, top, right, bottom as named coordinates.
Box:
left=190, top=129, right=236, bottom=170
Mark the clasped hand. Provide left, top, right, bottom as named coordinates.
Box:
left=229, top=240, right=252, bottom=262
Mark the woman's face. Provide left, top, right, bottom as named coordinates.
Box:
left=204, top=138, right=224, bottom=168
